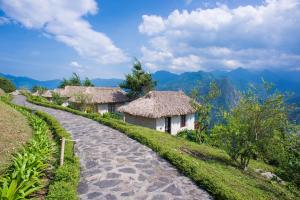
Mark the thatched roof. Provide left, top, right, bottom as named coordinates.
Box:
left=32, top=90, right=52, bottom=98
left=58, top=86, right=86, bottom=98
left=62, top=86, right=128, bottom=104
left=118, top=91, right=196, bottom=118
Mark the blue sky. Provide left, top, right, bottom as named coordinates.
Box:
left=0, top=0, right=299, bottom=80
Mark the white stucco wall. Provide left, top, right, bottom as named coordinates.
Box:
left=155, top=113, right=195, bottom=135
left=156, top=118, right=165, bottom=132
left=97, top=102, right=126, bottom=114
left=98, top=103, right=108, bottom=114
left=124, top=114, right=156, bottom=129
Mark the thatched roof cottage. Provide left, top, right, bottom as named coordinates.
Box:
left=61, top=86, right=129, bottom=114
left=118, top=91, right=196, bottom=135
left=32, top=90, right=53, bottom=100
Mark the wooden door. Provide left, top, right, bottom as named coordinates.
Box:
left=165, top=117, right=171, bottom=133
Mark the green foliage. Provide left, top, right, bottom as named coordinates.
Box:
left=0, top=104, right=55, bottom=199
left=177, top=129, right=202, bottom=143
left=28, top=93, right=49, bottom=104
left=1, top=94, right=79, bottom=199
left=72, top=92, right=93, bottom=112
left=191, top=81, right=221, bottom=143
left=59, top=73, right=81, bottom=88
left=102, top=112, right=121, bottom=120
left=51, top=92, right=65, bottom=105
left=26, top=93, right=300, bottom=200
left=59, top=73, right=94, bottom=88
left=0, top=77, right=16, bottom=93
left=211, top=82, right=291, bottom=171
left=31, top=85, right=47, bottom=94
left=34, top=111, right=79, bottom=200
left=120, top=59, right=156, bottom=99
left=275, top=132, right=300, bottom=186
left=82, top=78, right=94, bottom=87
left=47, top=181, right=78, bottom=200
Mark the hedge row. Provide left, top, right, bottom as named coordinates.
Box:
left=35, top=111, right=80, bottom=200
left=25, top=93, right=299, bottom=200
left=2, top=95, right=80, bottom=199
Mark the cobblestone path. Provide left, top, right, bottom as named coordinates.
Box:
left=13, top=95, right=212, bottom=200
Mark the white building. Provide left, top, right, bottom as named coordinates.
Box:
left=63, top=86, right=129, bottom=114
left=118, top=91, right=196, bottom=135
left=34, top=86, right=129, bottom=114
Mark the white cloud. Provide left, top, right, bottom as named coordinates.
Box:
left=138, top=15, right=165, bottom=36
left=0, top=0, right=128, bottom=64
left=0, top=16, right=10, bottom=25
left=141, top=46, right=204, bottom=72
left=70, top=61, right=82, bottom=68
left=139, top=0, right=300, bottom=72
left=70, top=61, right=85, bottom=73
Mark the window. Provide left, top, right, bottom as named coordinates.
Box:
left=108, top=103, right=116, bottom=113
left=180, top=115, right=186, bottom=127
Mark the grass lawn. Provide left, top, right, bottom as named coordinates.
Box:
left=0, top=101, right=32, bottom=172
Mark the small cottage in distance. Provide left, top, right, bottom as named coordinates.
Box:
left=32, top=90, right=54, bottom=101
left=118, top=91, right=196, bottom=135
left=61, top=86, right=129, bottom=114
left=32, top=86, right=129, bottom=114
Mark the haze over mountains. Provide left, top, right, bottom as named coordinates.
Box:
left=1, top=68, right=300, bottom=94
left=1, top=68, right=300, bottom=123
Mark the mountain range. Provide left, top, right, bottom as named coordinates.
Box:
left=1, top=68, right=300, bottom=123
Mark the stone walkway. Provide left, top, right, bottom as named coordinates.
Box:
left=13, top=95, right=212, bottom=200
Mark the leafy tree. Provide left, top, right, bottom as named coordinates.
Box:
left=120, top=59, right=156, bottom=99
left=59, top=73, right=81, bottom=88
left=58, top=78, right=69, bottom=88
left=51, top=92, right=65, bottom=105
left=31, top=85, right=47, bottom=94
left=277, top=132, right=300, bottom=186
left=0, top=77, right=16, bottom=93
left=73, top=92, right=93, bottom=112
left=59, top=73, right=94, bottom=88
left=212, top=82, right=290, bottom=170
left=83, top=78, right=94, bottom=87
left=190, top=81, right=221, bottom=143
left=69, top=73, right=81, bottom=86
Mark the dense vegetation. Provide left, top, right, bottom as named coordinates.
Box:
left=31, top=85, right=47, bottom=93
left=0, top=77, right=16, bottom=93
left=180, top=82, right=300, bottom=186
left=25, top=92, right=300, bottom=200
left=0, top=95, right=79, bottom=199
left=120, top=59, right=156, bottom=100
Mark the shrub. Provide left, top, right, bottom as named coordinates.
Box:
left=177, top=129, right=200, bottom=143
left=47, top=181, right=78, bottom=200
left=51, top=92, right=65, bottom=105
left=0, top=77, right=16, bottom=93
left=34, top=111, right=80, bottom=200
left=102, top=112, right=121, bottom=120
